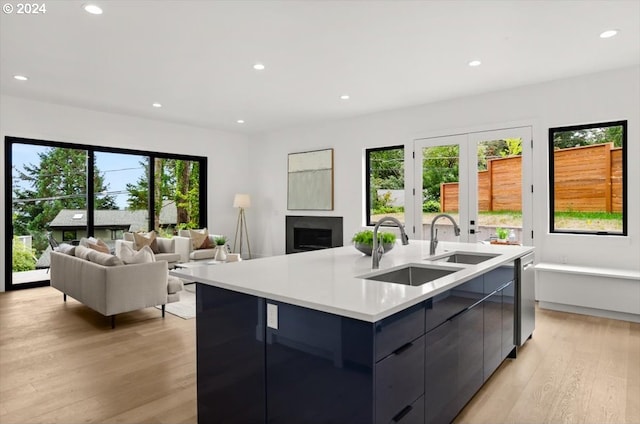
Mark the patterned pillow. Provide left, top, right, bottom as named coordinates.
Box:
left=133, top=231, right=159, bottom=254
left=189, top=228, right=213, bottom=250
left=118, top=243, right=156, bottom=265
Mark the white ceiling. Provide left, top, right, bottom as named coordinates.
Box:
left=1, top=0, right=639, bottom=135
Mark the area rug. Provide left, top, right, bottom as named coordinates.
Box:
left=156, top=284, right=196, bottom=319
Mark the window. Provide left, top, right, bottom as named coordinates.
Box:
left=62, top=230, right=77, bottom=241
left=549, top=120, right=626, bottom=235
left=365, top=146, right=405, bottom=226
left=111, top=229, right=124, bottom=240
left=6, top=136, right=208, bottom=289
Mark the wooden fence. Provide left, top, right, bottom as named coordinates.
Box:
left=441, top=143, right=622, bottom=213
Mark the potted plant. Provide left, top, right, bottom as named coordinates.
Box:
left=214, top=236, right=228, bottom=261
left=496, top=227, right=509, bottom=241
left=352, top=230, right=396, bottom=256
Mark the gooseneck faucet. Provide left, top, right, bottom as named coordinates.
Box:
left=429, top=214, right=461, bottom=255
left=372, top=216, right=410, bottom=269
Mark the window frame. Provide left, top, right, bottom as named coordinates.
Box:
left=4, top=136, right=208, bottom=290
left=548, top=120, right=627, bottom=236
left=365, top=145, right=404, bottom=227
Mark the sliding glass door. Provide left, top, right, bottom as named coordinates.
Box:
left=413, top=127, right=532, bottom=246
left=10, top=143, right=88, bottom=286
left=5, top=137, right=207, bottom=290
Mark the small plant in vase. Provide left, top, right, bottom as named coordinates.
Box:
left=496, top=227, right=509, bottom=242
left=352, top=230, right=396, bottom=256
left=214, top=236, right=228, bottom=261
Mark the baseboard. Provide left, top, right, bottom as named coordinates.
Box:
left=538, top=301, right=640, bottom=323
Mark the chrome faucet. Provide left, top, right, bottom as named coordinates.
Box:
left=372, top=216, right=410, bottom=269
left=429, top=214, right=461, bottom=255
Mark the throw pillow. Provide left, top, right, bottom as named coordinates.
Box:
left=189, top=228, right=213, bottom=250
left=118, top=243, right=156, bottom=265
left=74, top=245, right=92, bottom=260
left=87, top=250, right=124, bottom=266
left=54, top=243, right=76, bottom=255
left=86, top=239, right=110, bottom=254
left=133, top=231, right=159, bottom=253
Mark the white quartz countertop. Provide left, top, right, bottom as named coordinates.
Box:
left=170, top=240, right=534, bottom=322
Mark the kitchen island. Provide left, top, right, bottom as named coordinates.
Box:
left=171, top=240, right=535, bottom=424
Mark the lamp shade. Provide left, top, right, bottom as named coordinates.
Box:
left=233, top=193, right=251, bottom=209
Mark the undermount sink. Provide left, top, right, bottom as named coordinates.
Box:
left=431, top=251, right=499, bottom=265
left=360, top=264, right=461, bottom=287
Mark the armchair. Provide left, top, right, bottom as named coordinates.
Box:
left=115, top=232, right=181, bottom=268
left=175, top=229, right=228, bottom=262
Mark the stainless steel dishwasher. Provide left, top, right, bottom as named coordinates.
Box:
left=516, top=252, right=535, bottom=346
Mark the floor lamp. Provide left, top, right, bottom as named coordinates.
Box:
left=233, top=193, right=252, bottom=259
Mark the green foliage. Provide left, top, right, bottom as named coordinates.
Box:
left=126, top=159, right=200, bottom=230
left=214, top=236, right=227, bottom=246
left=553, top=125, right=623, bottom=149
left=422, top=200, right=441, bottom=213
left=496, top=227, right=509, bottom=239
left=422, top=145, right=459, bottom=202
left=372, top=190, right=404, bottom=214
left=352, top=230, right=396, bottom=246
left=12, top=238, right=36, bottom=272
left=12, top=147, right=116, bottom=256
left=499, top=138, right=523, bottom=158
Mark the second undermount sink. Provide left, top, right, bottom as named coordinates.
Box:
left=360, top=264, right=461, bottom=287
left=431, top=251, right=500, bottom=265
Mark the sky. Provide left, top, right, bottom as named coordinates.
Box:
left=11, top=144, right=145, bottom=209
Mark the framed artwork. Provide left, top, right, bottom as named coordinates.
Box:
left=287, top=148, right=334, bottom=210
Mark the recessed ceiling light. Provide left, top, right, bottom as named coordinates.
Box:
left=253, top=63, right=265, bottom=71
left=152, top=103, right=162, bottom=108
left=340, top=94, right=350, bottom=100
left=13, top=75, right=28, bottom=81
left=83, top=4, right=103, bottom=14
left=236, top=119, right=245, bottom=124
left=599, top=29, right=618, bottom=39
left=468, top=60, right=482, bottom=67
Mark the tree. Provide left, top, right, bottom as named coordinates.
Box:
left=12, top=147, right=116, bottom=254
left=125, top=158, right=200, bottom=231
left=553, top=125, right=623, bottom=149
left=422, top=145, right=459, bottom=202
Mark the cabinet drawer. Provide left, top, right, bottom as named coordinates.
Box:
left=425, top=276, right=483, bottom=332
left=375, top=335, right=425, bottom=424
left=375, top=302, right=425, bottom=361
left=484, top=264, right=515, bottom=293
left=388, top=395, right=424, bottom=424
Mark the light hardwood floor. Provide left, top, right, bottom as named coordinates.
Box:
left=0, top=286, right=638, bottom=424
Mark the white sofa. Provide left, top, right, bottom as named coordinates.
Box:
left=50, top=247, right=183, bottom=328
left=115, top=232, right=181, bottom=268
left=174, top=229, right=228, bottom=262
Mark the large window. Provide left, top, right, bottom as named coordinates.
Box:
left=365, top=146, right=405, bottom=226
left=549, top=121, right=626, bottom=235
left=5, top=137, right=207, bottom=289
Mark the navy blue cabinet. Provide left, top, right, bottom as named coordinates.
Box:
left=196, top=284, right=266, bottom=424
left=424, top=277, right=484, bottom=424
left=483, top=265, right=516, bottom=381
left=265, top=301, right=374, bottom=424
left=501, top=280, right=515, bottom=359
left=483, top=289, right=503, bottom=379
left=196, top=265, right=519, bottom=424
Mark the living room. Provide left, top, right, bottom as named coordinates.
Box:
left=1, top=1, right=639, bottom=423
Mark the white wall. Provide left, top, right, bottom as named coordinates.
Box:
left=1, top=95, right=251, bottom=292
left=248, top=66, right=640, bottom=316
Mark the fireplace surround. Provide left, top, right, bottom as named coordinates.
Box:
left=285, top=216, right=343, bottom=254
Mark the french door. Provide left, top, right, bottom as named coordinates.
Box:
left=413, top=127, right=532, bottom=246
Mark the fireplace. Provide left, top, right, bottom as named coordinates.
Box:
left=286, top=216, right=343, bottom=254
